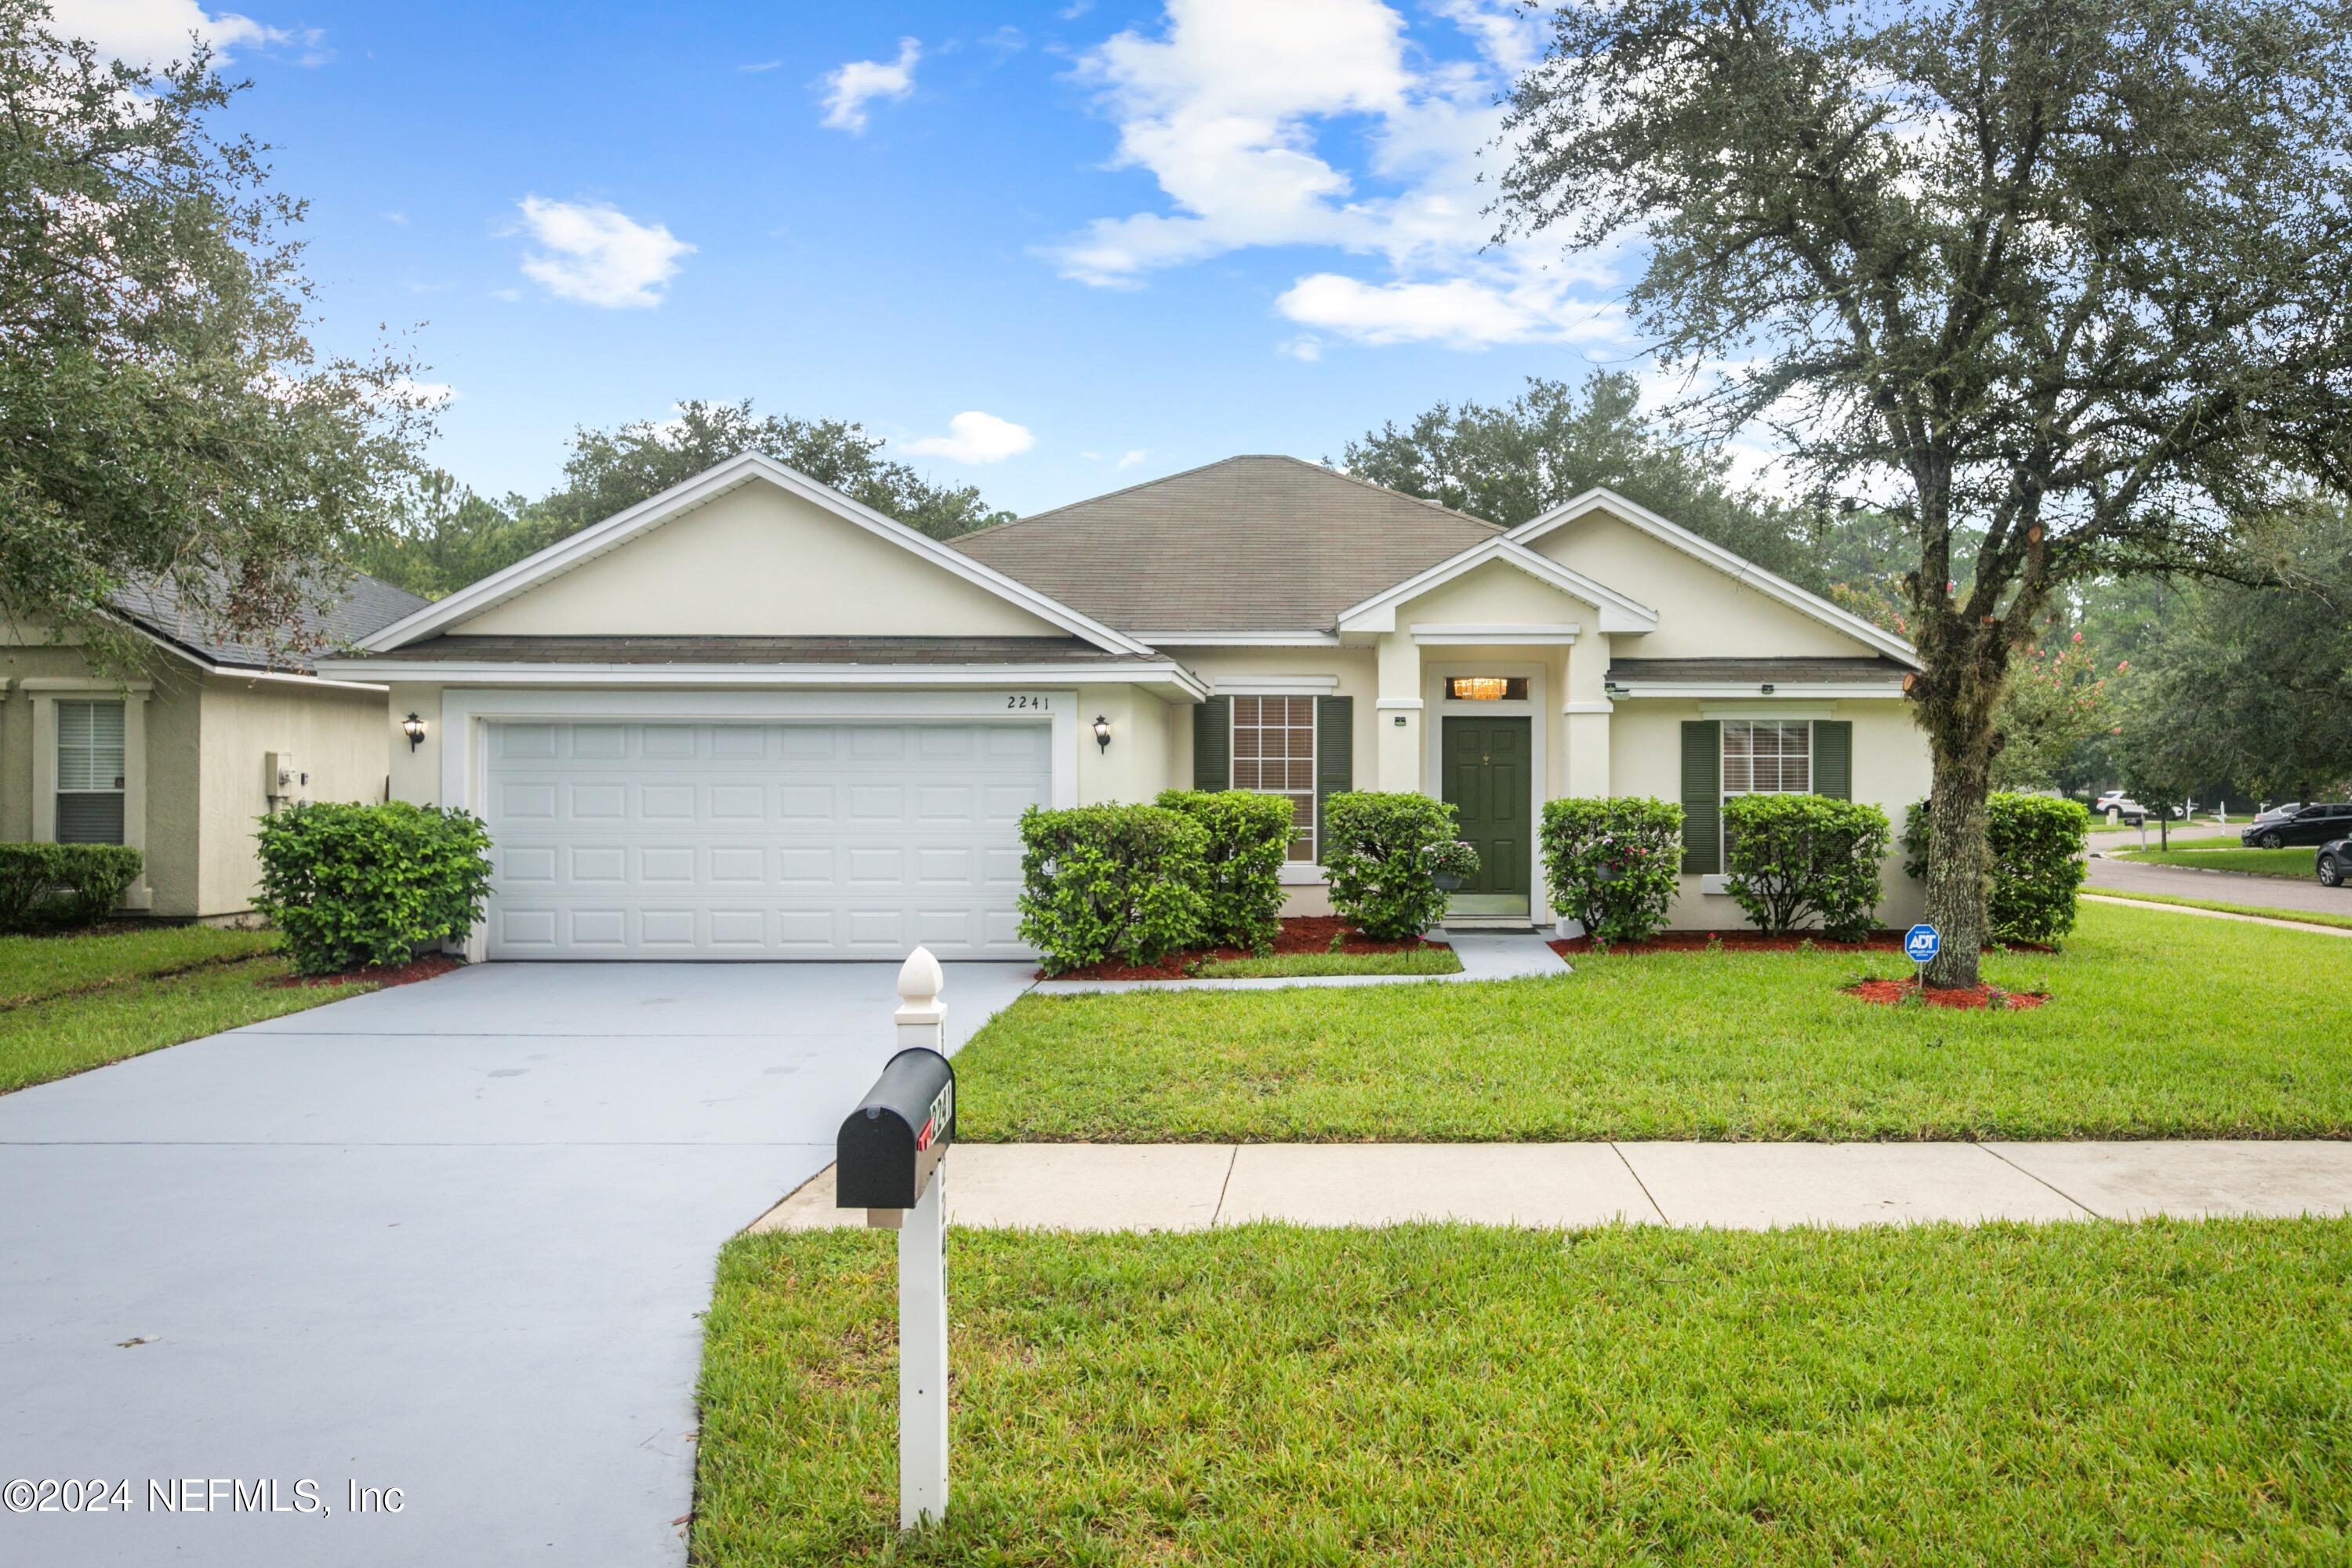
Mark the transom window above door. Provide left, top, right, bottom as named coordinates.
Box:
left=1446, top=677, right=1527, bottom=702
left=1722, top=718, right=1811, bottom=794
left=1231, top=695, right=1316, bottom=861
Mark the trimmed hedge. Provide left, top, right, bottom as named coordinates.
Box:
left=1156, top=789, right=1294, bottom=953
left=0, top=844, right=144, bottom=931
left=253, top=802, right=492, bottom=976
left=1017, top=804, right=1208, bottom=975
left=1903, top=793, right=2092, bottom=946
left=1540, top=797, right=1682, bottom=947
left=1723, top=794, right=1891, bottom=941
left=1321, top=791, right=1479, bottom=941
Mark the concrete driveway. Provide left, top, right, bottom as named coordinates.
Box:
left=0, top=960, right=1033, bottom=1567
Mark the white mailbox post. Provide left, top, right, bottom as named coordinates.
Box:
left=835, top=948, right=953, bottom=1531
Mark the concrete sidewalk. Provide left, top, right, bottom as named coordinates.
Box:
left=754, top=1140, right=2352, bottom=1232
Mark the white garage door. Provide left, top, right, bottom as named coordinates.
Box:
left=482, top=720, right=1049, bottom=959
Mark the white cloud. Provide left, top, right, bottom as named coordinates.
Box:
left=1114, top=448, right=1149, bottom=469
left=820, top=38, right=920, bottom=132
left=900, top=412, right=1036, bottom=465
left=1277, top=334, right=1323, bottom=361
left=50, top=1, right=318, bottom=66
left=740, top=59, right=786, bottom=74
left=512, top=197, right=693, bottom=309
left=383, top=376, right=456, bottom=408
left=1276, top=271, right=1621, bottom=350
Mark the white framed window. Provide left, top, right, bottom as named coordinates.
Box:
left=1231, top=695, right=1316, bottom=862
left=1722, top=718, right=1810, bottom=797
left=55, top=699, right=127, bottom=844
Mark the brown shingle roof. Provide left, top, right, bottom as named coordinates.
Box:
left=949, top=455, right=1500, bottom=635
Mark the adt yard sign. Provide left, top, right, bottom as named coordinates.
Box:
left=1904, top=924, right=1941, bottom=964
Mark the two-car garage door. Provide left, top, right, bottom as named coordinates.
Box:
left=482, top=720, right=1049, bottom=959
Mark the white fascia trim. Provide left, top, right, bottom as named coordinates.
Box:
left=357, top=453, right=1153, bottom=659
left=1134, top=631, right=1343, bottom=648
left=313, top=658, right=1211, bottom=699
left=1334, top=535, right=1657, bottom=635
left=1506, top=487, right=1922, bottom=666
left=1374, top=697, right=1425, bottom=710
left=1559, top=700, right=1613, bottom=715
left=1701, top=702, right=1837, bottom=720
left=1608, top=683, right=1906, bottom=700
left=1411, top=622, right=1581, bottom=646
left=1210, top=676, right=1341, bottom=695
left=205, top=666, right=389, bottom=693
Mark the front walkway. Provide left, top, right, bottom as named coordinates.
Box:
left=1030, top=931, right=1564, bottom=994
left=0, top=960, right=1033, bottom=1568
left=757, top=1140, right=2352, bottom=1232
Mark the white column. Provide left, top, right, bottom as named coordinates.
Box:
left=893, top=945, right=949, bottom=1530
left=1374, top=632, right=1423, bottom=791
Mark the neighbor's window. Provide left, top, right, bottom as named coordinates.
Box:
left=56, top=699, right=127, bottom=844
left=1231, top=695, right=1316, bottom=862
left=1446, top=676, right=1527, bottom=702
left=1722, top=719, right=1810, bottom=795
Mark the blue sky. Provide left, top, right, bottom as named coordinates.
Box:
left=62, top=0, right=1652, bottom=517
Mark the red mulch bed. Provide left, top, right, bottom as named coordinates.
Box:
left=1845, top=975, right=2049, bottom=1011
left=269, top=953, right=465, bottom=990
left=1039, top=916, right=1443, bottom=982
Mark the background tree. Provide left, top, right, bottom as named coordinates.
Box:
left=1340, top=371, right=1835, bottom=590
left=1987, top=630, right=2117, bottom=792
left=1501, top=0, right=2352, bottom=985
left=538, top=399, right=1011, bottom=543
left=1, top=1, right=433, bottom=667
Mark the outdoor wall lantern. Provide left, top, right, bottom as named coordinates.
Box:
left=401, top=712, right=426, bottom=751
left=1092, top=715, right=1112, bottom=753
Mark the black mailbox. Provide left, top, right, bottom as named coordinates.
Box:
left=837, top=1047, right=956, bottom=1210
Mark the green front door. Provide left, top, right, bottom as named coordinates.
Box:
left=1441, top=715, right=1530, bottom=912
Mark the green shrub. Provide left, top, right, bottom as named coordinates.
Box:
left=1321, top=792, right=1479, bottom=941
left=1540, top=797, right=1683, bottom=947
left=0, top=844, right=144, bottom=931
left=1156, top=789, right=1293, bottom=953
left=1723, top=794, right=1891, bottom=940
left=1017, top=804, right=1209, bottom=975
left=253, top=802, right=492, bottom=976
left=1902, top=793, right=2092, bottom=945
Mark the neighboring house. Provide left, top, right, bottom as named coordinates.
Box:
left=321, top=452, right=1928, bottom=961
left=2, top=573, right=428, bottom=919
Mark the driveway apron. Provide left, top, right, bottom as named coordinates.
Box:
left=0, top=960, right=1033, bottom=1567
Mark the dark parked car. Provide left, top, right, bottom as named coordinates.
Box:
left=2242, top=802, right=2352, bottom=849
left=2320, top=837, right=2350, bottom=888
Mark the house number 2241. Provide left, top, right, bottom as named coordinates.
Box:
left=1004, top=695, right=1051, bottom=710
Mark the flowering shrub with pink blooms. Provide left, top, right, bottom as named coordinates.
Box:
left=1991, top=629, right=2118, bottom=789
left=1541, top=797, right=1684, bottom=946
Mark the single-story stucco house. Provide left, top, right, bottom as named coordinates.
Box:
left=320, top=452, right=1929, bottom=960
left=2, top=573, right=427, bottom=919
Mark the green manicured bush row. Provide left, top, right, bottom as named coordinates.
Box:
left=252, top=802, right=492, bottom=976
left=1904, top=793, right=2092, bottom=945
left=1723, top=794, right=1890, bottom=940
left=1320, top=791, right=1479, bottom=941
left=1016, top=804, right=1209, bottom=975
left=1539, top=797, right=1682, bottom=947
left=1155, top=789, right=1294, bottom=953
left=0, top=843, right=144, bottom=931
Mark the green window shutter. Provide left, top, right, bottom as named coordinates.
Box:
left=1680, top=720, right=1722, bottom=875
left=1813, top=720, right=1853, bottom=800
left=1192, top=697, right=1231, bottom=790
left=1315, top=695, right=1353, bottom=855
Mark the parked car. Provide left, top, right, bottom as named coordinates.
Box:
left=2320, top=837, right=2350, bottom=889
left=2242, top=802, right=2352, bottom=849
left=2092, top=790, right=2146, bottom=826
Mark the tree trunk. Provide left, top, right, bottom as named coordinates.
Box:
left=1919, top=720, right=1995, bottom=989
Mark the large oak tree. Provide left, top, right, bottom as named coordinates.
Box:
left=1500, top=0, right=2352, bottom=985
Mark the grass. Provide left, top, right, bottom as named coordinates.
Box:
left=2086, top=887, right=2352, bottom=932
left=0, top=927, right=372, bottom=1094
left=693, top=1220, right=2352, bottom=1566
left=2113, top=844, right=2316, bottom=878
left=1191, top=946, right=1464, bottom=979
left=951, top=901, right=2352, bottom=1142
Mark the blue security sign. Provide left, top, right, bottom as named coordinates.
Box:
left=1904, top=924, right=1941, bottom=964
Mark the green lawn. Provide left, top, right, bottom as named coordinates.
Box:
left=0, top=927, right=373, bottom=1094
left=953, top=901, right=2352, bottom=1142
left=2087, top=887, right=2352, bottom=932
left=1192, top=946, right=1463, bottom=979
left=693, top=1220, right=2352, bottom=1566
left=2114, top=844, right=2315, bottom=877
